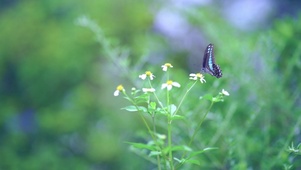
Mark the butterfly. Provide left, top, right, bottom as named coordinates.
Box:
left=201, top=43, right=222, bottom=78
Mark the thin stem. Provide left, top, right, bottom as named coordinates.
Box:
left=270, top=116, right=301, bottom=168
left=151, top=113, right=162, bottom=170
left=174, top=81, right=197, bottom=116
left=168, top=117, right=174, bottom=170
left=123, top=92, right=156, bottom=144
left=147, top=79, right=170, bottom=168
left=177, top=101, right=214, bottom=168
left=148, top=79, right=165, bottom=111
left=165, top=70, right=174, bottom=169
left=189, top=101, right=214, bottom=147
left=166, top=86, right=173, bottom=169
left=127, top=94, right=167, bottom=169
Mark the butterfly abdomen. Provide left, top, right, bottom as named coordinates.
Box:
left=213, top=64, right=222, bottom=78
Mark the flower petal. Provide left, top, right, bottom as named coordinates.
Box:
left=139, top=74, right=147, bottom=80
left=142, top=88, right=155, bottom=93
left=162, top=65, right=167, bottom=71
left=114, top=90, right=120, bottom=96
left=190, top=76, right=197, bottom=80
left=161, top=83, right=167, bottom=89
left=167, top=85, right=172, bottom=91
left=172, top=82, right=181, bottom=87
left=150, top=75, right=155, bottom=80
left=222, top=89, right=230, bottom=96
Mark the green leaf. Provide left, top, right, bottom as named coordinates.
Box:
left=153, top=133, right=166, bottom=140
left=122, top=105, right=137, bottom=111
left=212, top=95, right=224, bottom=103
left=150, top=102, right=156, bottom=109
left=185, top=159, right=200, bottom=165
left=123, top=96, right=132, bottom=101
left=148, top=102, right=157, bottom=112
left=149, top=151, right=161, bottom=157
left=189, top=147, right=218, bottom=158
left=156, top=108, right=168, bottom=115
left=138, top=106, right=147, bottom=112
left=171, top=115, right=186, bottom=120
left=172, top=145, right=192, bottom=152
left=200, top=94, right=213, bottom=101
left=125, top=142, right=157, bottom=151
left=121, top=105, right=147, bottom=112
left=173, top=157, right=183, bottom=163
left=131, top=89, right=140, bottom=95
left=170, top=104, right=177, bottom=115
left=134, top=93, right=149, bottom=104
left=163, top=145, right=192, bottom=153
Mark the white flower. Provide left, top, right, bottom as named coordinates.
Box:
left=189, top=73, right=206, bottom=83
left=161, top=80, right=180, bottom=91
left=142, top=88, right=156, bottom=93
left=113, top=90, right=120, bottom=96
left=139, top=71, right=155, bottom=80
left=138, top=74, right=146, bottom=80
left=161, top=63, right=173, bottom=71
left=221, top=89, right=230, bottom=96
left=114, top=85, right=124, bottom=96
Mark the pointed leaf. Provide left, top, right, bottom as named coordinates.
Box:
left=150, top=102, right=156, bottom=109
left=156, top=108, right=168, bottom=115
left=189, top=147, right=218, bottom=158
left=185, top=159, right=200, bottom=165
left=122, top=106, right=147, bottom=112
left=125, top=142, right=157, bottom=151
left=148, top=102, right=157, bottom=112
left=170, top=104, right=177, bottom=115
left=122, top=105, right=137, bottom=112
left=149, top=151, right=161, bottom=157
left=123, top=96, right=132, bottom=101
left=164, top=145, right=192, bottom=153
left=173, top=157, right=183, bottom=163
left=200, top=94, right=213, bottom=101
left=134, top=93, right=149, bottom=104
left=171, top=115, right=186, bottom=120
left=153, top=133, right=166, bottom=140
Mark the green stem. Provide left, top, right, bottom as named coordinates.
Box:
left=123, top=92, right=157, bottom=146
left=147, top=79, right=169, bottom=168
left=148, top=79, right=165, bottom=111
left=177, top=101, right=214, bottom=168
left=165, top=71, right=174, bottom=169
left=174, top=81, right=197, bottom=116
left=166, top=86, right=173, bottom=170
left=189, top=101, right=214, bottom=146
left=152, top=114, right=162, bottom=170
left=168, top=116, right=174, bottom=170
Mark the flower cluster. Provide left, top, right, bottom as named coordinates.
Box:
left=114, top=62, right=229, bottom=97
left=114, top=85, right=124, bottom=96
left=139, top=71, right=155, bottom=80
left=161, top=63, right=173, bottom=71
left=161, top=80, right=180, bottom=91
left=189, top=73, right=206, bottom=83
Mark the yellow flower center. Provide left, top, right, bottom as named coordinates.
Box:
left=116, top=85, right=124, bottom=91
left=166, top=80, right=173, bottom=85
left=196, top=73, right=204, bottom=78
left=165, top=63, right=172, bottom=67
left=145, top=71, right=152, bottom=76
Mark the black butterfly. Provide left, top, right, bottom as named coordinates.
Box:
left=201, top=43, right=222, bottom=78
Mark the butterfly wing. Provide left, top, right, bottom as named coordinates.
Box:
left=201, top=44, right=222, bottom=78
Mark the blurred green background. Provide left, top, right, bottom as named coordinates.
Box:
left=1, top=0, right=301, bottom=169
